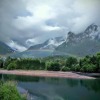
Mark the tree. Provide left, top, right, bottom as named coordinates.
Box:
left=96, top=53, right=100, bottom=72
left=66, top=57, right=78, bottom=68
left=90, top=56, right=97, bottom=65
left=0, top=59, right=3, bottom=68
left=46, top=62, right=61, bottom=71
left=62, top=67, right=70, bottom=71
left=80, top=64, right=97, bottom=72
left=71, top=65, right=81, bottom=71
left=79, top=59, right=82, bottom=67
left=4, top=57, right=12, bottom=69
left=7, top=61, right=17, bottom=70
left=40, top=61, right=45, bottom=70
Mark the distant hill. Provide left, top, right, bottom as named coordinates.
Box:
left=0, top=41, right=14, bottom=55
left=11, top=50, right=53, bottom=58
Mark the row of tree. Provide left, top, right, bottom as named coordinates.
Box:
left=0, top=53, right=100, bottom=73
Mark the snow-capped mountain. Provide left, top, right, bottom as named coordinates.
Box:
left=28, top=24, right=100, bottom=57
left=55, top=24, right=100, bottom=56
left=12, top=24, right=100, bottom=58
left=28, top=37, right=66, bottom=50
left=81, top=24, right=100, bottom=39
left=65, top=24, right=100, bottom=44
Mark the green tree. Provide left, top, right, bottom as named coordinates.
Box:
left=80, top=64, right=97, bottom=72
left=0, top=59, right=3, bottom=68
left=7, top=61, right=17, bottom=70
left=62, top=67, right=70, bottom=71
left=40, top=61, right=45, bottom=70
left=96, top=53, right=100, bottom=72
left=4, top=57, right=12, bottom=69
left=66, top=57, right=78, bottom=68
left=46, top=62, right=61, bottom=71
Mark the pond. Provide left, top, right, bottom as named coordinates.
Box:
left=0, top=74, right=100, bottom=100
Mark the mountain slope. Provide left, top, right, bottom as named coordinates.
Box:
left=0, top=41, right=14, bottom=55
left=28, top=37, right=65, bottom=50
left=55, top=24, right=100, bottom=56
left=11, top=50, right=53, bottom=58
left=14, top=24, right=100, bottom=58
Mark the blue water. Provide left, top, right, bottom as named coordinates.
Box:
left=0, top=74, right=100, bottom=100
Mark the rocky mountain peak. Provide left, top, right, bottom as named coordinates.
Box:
left=67, top=31, right=75, bottom=40
left=85, top=24, right=98, bottom=34
left=84, top=24, right=100, bottom=39
left=28, top=24, right=100, bottom=51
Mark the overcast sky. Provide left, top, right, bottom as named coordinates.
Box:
left=0, top=0, right=100, bottom=51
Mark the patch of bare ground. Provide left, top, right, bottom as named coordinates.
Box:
left=0, top=70, right=96, bottom=79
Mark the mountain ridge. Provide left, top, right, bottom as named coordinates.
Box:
left=28, top=24, right=100, bottom=57
left=55, top=24, right=100, bottom=56
left=0, top=41, right=14, bottom=55
left=28, top=36, right=66, bottom=50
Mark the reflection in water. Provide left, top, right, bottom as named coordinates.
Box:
left=80, top=79, right=100, bottom=92
left=66, top=79, right=79, bottom=87
left=0, top=74, right=100, bottom=100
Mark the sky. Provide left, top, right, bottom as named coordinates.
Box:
left=0, top=0, right=100, bottom=51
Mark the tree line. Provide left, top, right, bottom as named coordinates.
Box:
left=0, top=53, right=100, bottom=73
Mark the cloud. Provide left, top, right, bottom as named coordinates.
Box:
left=0, top=0, right=100, bottom=51
left=7, top=41, right=27, bottom=52
left=26, top=38, right=38, bottom=47
left=71, top=15, right=93, bottom=33
left=42, top=25, right=62, bottom=31
left=13, top=16, right=34, bottom=30
left=13, top=3, right=57, bottom=30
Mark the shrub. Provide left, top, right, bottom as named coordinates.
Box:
left=86, top=64, right=97, bottom=72
left=0, top=81, right=25, bottom=100
left=71, top=65, right=81, bottom=71
left=62, top=67, right=70, bottom=72
left=7, top=62, right=17, bottom=70
left=80, top=64, right=97, bottom=72
left=46, top=62, right=61, bottom=71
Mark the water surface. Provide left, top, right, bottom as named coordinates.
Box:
left=0, top=74, right=100, bottom=100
